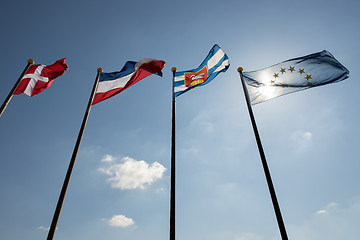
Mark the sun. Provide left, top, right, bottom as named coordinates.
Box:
left=259, top=85, right=276, bottom=98
left=257, top=71, right=277, bottom=98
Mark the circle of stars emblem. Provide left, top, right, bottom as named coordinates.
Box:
left=271, top=66, right=312, bottom=86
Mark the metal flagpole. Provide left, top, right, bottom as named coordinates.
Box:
left=47, top=68, right=103, bottom=240
left=169, top=67, right=177, bottom=240
left=237, top=67, right=289, bottom=240
left=0, top=59, right=34, bottom=117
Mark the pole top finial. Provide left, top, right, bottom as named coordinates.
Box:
left=27, top=59, right=34, bottom=64
left=171, top=67, right=177, bottom=73
left=97, top=68, right=103, bottom=73
left=237, top=67, right=243, bottom=72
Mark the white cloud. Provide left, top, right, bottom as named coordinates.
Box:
left=290, top=200, right=360, bottom=240
left=315, top=209, right=327, bottom=215
left=37, top=226, right=57, bottom=231
left=315, top=202, right=338, bottom=215
left=304, top=131, right=312, bottom=138
left=108, top=215, right=134, bottom=228
left=325, top=202, right=338, bottom=208
left=101, top=154, right=115, bottom=162
left=188, top=111, right=216, bottom=134
left=37, top=226, right=50, bottom=231
left=99, top=156, right=166, bottom=190
left=156, top=187, right=165, bottom=193
left=290, top=130, right=313, bottom=150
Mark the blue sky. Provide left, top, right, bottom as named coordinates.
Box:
left=1, top=0, right=360, bottom=240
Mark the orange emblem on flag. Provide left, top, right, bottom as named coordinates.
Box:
left=184, top=66, right=209, bottom=87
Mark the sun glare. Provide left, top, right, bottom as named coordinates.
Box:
left=259, top=85, right=276, bottom=98
left=258, top=71, right=276, bottom=98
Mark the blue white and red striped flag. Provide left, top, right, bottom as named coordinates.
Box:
left=92, top=58, right=165, bottom=105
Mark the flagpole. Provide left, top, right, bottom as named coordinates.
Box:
left=237, top=67, right=289, bottom=240
left=46, top=68, right=103, bottom=240
left=0, top=59, right=34, bottom=117
left=169, top=67, right=177, bottom=240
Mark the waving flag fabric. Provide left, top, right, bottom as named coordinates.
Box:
left=14, top=58, right=68, bottom=96
left=174, top=44, right=230, bottom=97
left=242, top=50, right=349, bottom=105
left=92, top=58, right=165, bottom=105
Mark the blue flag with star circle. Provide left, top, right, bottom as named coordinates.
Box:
left=242, top=50, right=349, bottom=105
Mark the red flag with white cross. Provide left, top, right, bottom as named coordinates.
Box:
left=14, top=58, right=68, bottom=96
